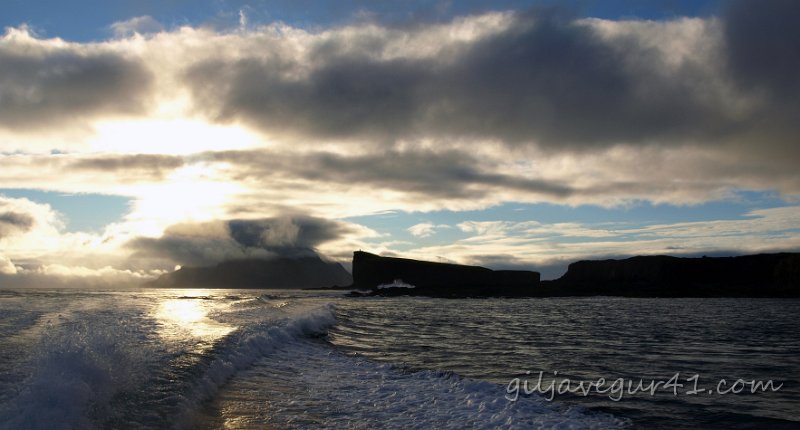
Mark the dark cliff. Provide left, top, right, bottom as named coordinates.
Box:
left=546, top=253, right=800, bottom=297
left=150, top=256, right=353, bottom=289
left=351, top=251, right=540, bottom=297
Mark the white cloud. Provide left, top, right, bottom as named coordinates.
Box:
left=110, top=16, right=164, bottom=38
left=408, top=222, right=449, bottom=238
left=398, top=207, right=800, bottom=278
left=0, top=255, right=17, bottom=275
left=24, top=264, right=162, bottom=279
left=0, top=195, right=155, bottom=282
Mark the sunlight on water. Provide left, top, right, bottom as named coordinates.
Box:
left=155, top=294, right=235, bottom=343
left=160, top=300, right=206, bottom=323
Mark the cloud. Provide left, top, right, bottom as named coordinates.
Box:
left=0, top=193, right=142, bottom=263
left=397, top=206, right=800, bottom=279
left=0, top=211, right=35, bottom=238
left=179, top=8, right=767, bottom=151
left=724, top=0, right=800, bottom=100
left=126, top=215, right=372, bottom=267
left=110, top=16, right=164, bottom=38
left=2, top=4, right=797, bottom=155
left=407, top=222, right=449, bottom=238
left=719, top=0, right=800, bottom=159
left=208, top=148, right=573, bottom=200
left=0, top=27, right=153, bottom=133
left=0, top=263, right=164, bottom=288
left=1, top=5, right=798, bottom=203
left=0, top=153, right=188, bottom=195
left=68, top=154, right=185, bottom=178
left=0, top=195, right=61, bottom=242
left=0, top=255, right=17, bottom=275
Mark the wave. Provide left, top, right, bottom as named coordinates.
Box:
left=1, top=294, right=625, bottom=429
left=0, top=309, right=156, bottom=430
left=0, top=308, right=42, bottom=338
left=0, top=294, right=337, bottom=430
left=208, top=330, right=628, bottom=429
left=173, top=304, right=338, bottom=428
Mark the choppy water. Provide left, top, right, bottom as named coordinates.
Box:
left=0, top=289, right=797, bottom=429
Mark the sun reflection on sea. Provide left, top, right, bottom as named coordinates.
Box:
left=155, top=292, right=235, bottom=348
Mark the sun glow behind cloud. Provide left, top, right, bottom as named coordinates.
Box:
left=122, top=164, right=242, bottom=237
left=89, top=118, right=263, bottom=155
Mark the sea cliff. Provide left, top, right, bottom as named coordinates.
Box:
left=544, top=253, right=800, bottom=297
left=351, top=251, right=799, bottom=298
left=351, top=251, right=540, bottom=297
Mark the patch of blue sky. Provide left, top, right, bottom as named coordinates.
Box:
left=2, top=0, right=220, bottom=41
left=346, top=190, right=792, bottom=244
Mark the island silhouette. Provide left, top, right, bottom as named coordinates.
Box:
left=149, top=249, right=800, bottom=297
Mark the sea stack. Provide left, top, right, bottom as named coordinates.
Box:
left=351, top=251, right=540, bottom=297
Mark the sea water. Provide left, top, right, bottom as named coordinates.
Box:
left=0, top=289, right=797, bottom=429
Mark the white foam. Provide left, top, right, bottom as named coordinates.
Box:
left=377, top=279, right=417, bottom=289
left=175, top=304, right=338, bottom=427
left=0, top=297, right=340, bottom=430
left=1, top=292, right=628, bottom=429
left=0, top=309, right=154, bottom=430
left=211, top=335, right=628, bottom=429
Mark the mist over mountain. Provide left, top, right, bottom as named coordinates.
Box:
left=150, top=253, right=352, bottom=289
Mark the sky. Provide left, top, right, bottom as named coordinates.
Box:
left=1, top=0, right=799, bottom=286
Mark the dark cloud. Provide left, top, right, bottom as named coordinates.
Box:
left=0, top=35, right=153, bottom=131
left=127, top=216, right=356, bottom=267
left=722, top=0, right=800, bottom=159
left=69, top=154, right=184, bottom=179
left=0, top=211, right=35, bottom=238
left=424, top=8, right=728, bottom=147
left=187, top=55, right=428, bottom=142
left=724, top=0, right=800, bottom=98
left=128, top=234, right=262, bottom=268
left=182, top=7, right=782, bottom=151
left=228, top=217, right=350, bottom=249
left=208, top=149, right=574, bottom=199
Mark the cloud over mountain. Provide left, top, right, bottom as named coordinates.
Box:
left=127, top=216, right=369, bottom=267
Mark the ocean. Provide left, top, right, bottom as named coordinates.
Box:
left=0, top=288, right=797, bottom=429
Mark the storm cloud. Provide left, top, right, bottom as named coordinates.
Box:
left=127, top=216, right=362, bottom=267
left=0, top=211, right=35, bottom=238
left=721, top=0, right=800, bottom=158
left=724, top=0, right=800, bottom=100
left=180, top=3, right=797, bottom=155
left=69, top=154, right=185, bottom=179
left=1, top=3, right=797, bottom=201
left=0, top=27, right=153, bottom=131
left=208, top=148, right=574, bottom=199
left=1, top=2, right=797, bottom=156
